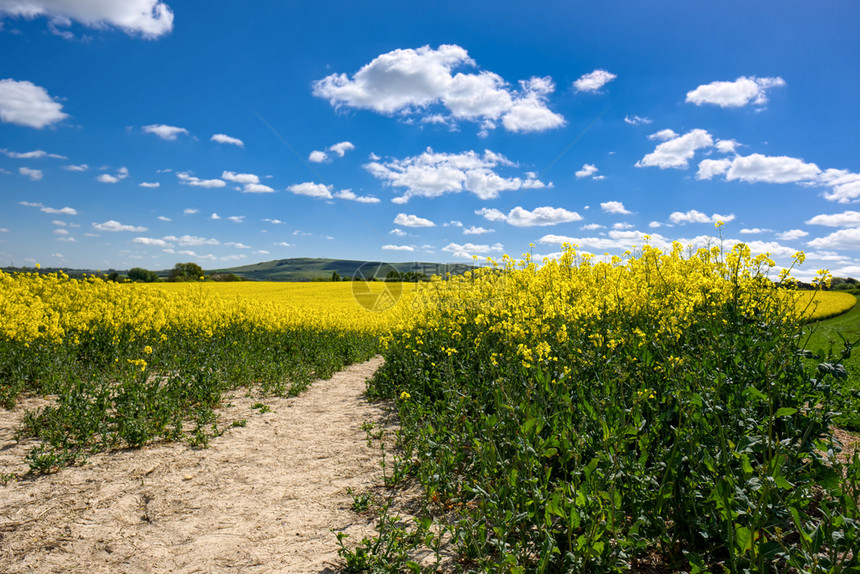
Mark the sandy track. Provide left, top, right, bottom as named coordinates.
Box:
left=0, top=356, right=390, bottom=573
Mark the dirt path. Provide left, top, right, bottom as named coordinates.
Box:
left=0, top=357, right=391, bottom=573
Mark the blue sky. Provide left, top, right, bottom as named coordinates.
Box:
left=1, top=1, right=859, bottom=279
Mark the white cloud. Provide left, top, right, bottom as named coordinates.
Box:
left=19, top=166, right=43, bottom=180
left=0, top=0, right=174, bottom=38
left=776, top=229, right=808, bottom=241
left=476, top=206, right=582, bottom=227
left=224, top=242, right=250, bottom=249
left=312, top=44, right=564, bottom=133
left=696, top=158, right=732, bottom=180
left=143, top=124, right=188, bottom=140
left=648, top=221, right=662, bottom=228
left=334, top=189, right=380, bottom=203
left=53, top=228, right=69, bottom=235
left=740, top=228, right=771, bottom=234
left=365, top=148, right=548, bottom=202
left=389, top=228, right=407, bottom=237
left=0, top=79, right=68, bottom=128
left=648, top=129, right=679, bottom=141
left=263, top=218, right=284, bottom=224
left=669, top=210, right=735, bottom=224
left=463, top=225, right=493, bottom=235
left=177, top=171, right=226, bottom=188
left=686, top=76, right=786, bottom=108
left=221, top=171, right=259, bottom=184
left=820, top=169, right=860, bottom=203
left=600, top=200, right=631, bottom=215
left=308, top=150, right=328, bottom=163
left=133, top=237, right=169, bottom=247
left=210, top=213, right=220, bottom=220
left=806, top=211, right=860, bottom=227
left=808, top=230, right=860, bottom=251
left=636, top=129, right=713, bottom=169
left=93, top=220, right=147, bottom=232
left=157, top=215, right=170, bottom=221
left=624, top=115, right=652, bottom=125
left=581, top=223, right=605, bottom=231
left=287, top=181, right=333, bottom=199
left=329, top=141, right=355, bottom=157
left=573, top=69, right=617, bottom=93
left=183, top=208, right=198, bottom=215
left=442, top=241, right=505, bottom=259
left=19, top=201, right=77, bottom=215
left=97, top=167, right=128, bottom=183
left=443, top=220, right=463, bottom=227
left=220, top=254, right=247, bottom=261
left=394, top=213, right=435, bottom=227
left=1, top=148, right=66, bottom=159
left=63, top=164, right=88, bottom=171
left=242, top=183, right=275, bottom=193
left=382, top=244, right=415, bottom=251
left=227, top=215, right=244, bottom=223
left=163, top=235, right=219, bottom=246
left=275, top=241, right=291, bottom=247
left=613, top=222, right=633, bottom=230
left=715, top=139, right=740, bottom=154
left=575, top=163, right=599, bottom=178
left=211, top=133, right=244, bottom=147
left=139, top=181, right=159, bottom=188
left=726, top=153, right=820, bottom=184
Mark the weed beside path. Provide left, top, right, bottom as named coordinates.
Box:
left=0, top=357, right=392, bottom=573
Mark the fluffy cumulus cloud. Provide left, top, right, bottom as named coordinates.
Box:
left=308, top=150, right=328, bottom=163
left=177, top=171, right=225, bottom=188
left=807, top=229, right=860, bottom=251
left=143, top=124, right=188, bottom=140
left=540, top=230, right=670, bottom=251
left=365, top=148, right=548, bottom=203
left=601, top=201, right=631, bottom=215
left=806, top=211, right=860, bottom=227
left=382, top=244, right=415, bottom=251
left=96, top=166, right=129, bottom=183
left=669, top=210, right=735, bottom=224
left=475, top=206, right=582, bottom=227
left=776, top=229, right=809, bottom=241
left=442, top=242, right=504, bottom=259
left=726, top=154, right=820, bottom=184
left=463, top=226, right=493, bottom=235
left=139, top=181, right=159, bottom=188
left=575, top=164, right=601, bottom=179
left=93, top=220, right=147, bottom=232
left=328, top=141, right=355, bottom=157
left=685, top=76, right=786, bottom=108
left=221, top=171, right=274, bottom=193
left=394, top=213, right=435, bottom=227
left=210, top=133, right=244, bottom=147
left=312, top=44, right=565, bottom=133
left=0, top=0, right=174, bottom=38
left=334, top=189, right=380, bottom=203
left=287, top=182, right=333, bottom=199
left=820, top=169, right=860, bottom=203
left=19, top=166, right=43, bottom=180
left=636, top=129, right=713, bottom=169
left=696, top=158, right=732, bottom=180
left=573, top=69, right=617, bottom=93
left=0, top=79, right=68, bottom=128
left=648, top=129, right=679, bottom=141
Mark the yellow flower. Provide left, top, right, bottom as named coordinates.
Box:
left=400, top=391, right=411, bottom=400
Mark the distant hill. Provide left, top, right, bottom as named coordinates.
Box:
left=208, top=258, right=475, bottom=281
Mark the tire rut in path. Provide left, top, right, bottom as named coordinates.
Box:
left=0, top=356, right=389, bottom=573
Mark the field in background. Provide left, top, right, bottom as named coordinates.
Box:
left=0, top=272, right=409, bottom=473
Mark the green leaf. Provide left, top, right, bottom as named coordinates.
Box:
left=775, top=407, right=798, bottom=418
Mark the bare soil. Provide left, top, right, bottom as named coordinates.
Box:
left=0, top=356, right=395, bottom=573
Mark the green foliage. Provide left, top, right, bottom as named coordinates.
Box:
left=369, top=293, right=860, bottom=572
left=1, top=323, right=379, bottom=474
left=128, top=267, right=160, bottom=282
left=168, top=261, right=205, bottom=282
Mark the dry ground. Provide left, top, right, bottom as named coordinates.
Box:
left=0, top=356, right=397, bottom=573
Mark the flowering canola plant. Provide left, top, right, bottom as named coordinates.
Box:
left=370, top=240, right=860, bottom=573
